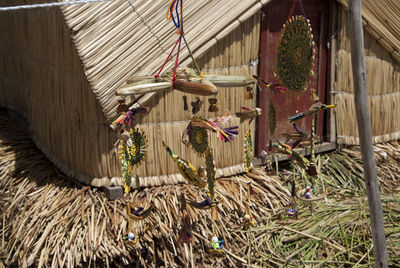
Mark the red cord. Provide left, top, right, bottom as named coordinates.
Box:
left=154, top=36, right=181, bottom=79
left=172, top=35, right=182, bottom=88
left=288, top=0, right=298, bottom=19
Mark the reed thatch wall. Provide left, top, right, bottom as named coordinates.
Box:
left=0, top=0, right=262, bottom=187
left=333, top=4, right=400, bottom=145
left=0, top=1, right=121, bottom=185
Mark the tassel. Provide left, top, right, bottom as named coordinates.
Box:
left=245, top=86, right=253, bottom=99
left=116, top=97, right=129, bottom=114
left=183, top=96, right=188, bottom=111
left=208, top=98, right=219, bottom=112
left=191, top=97, right=203, bottom=115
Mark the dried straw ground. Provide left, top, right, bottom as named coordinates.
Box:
left=0, top=109, right=399, bottom=267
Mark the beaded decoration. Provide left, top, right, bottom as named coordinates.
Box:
left=189, top=124, right=209, bottom=155
left=244, top=130, right=253, bottom=173
left=119, top=129, right=147, bottom=194
left=277, top=15, right=315, bottom=92
left=127, top=129, right=148, bottom=166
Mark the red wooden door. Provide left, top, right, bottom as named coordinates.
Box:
left=256, top=0, right=329, bottom=156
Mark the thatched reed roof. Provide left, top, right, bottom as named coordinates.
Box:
left=337, top=0, right=400, bottom=63
left=59, top=0, right=400, bottom=126
left=60, top=0, right=271, bottom=124
left=1, top=110, right=399, bottom=267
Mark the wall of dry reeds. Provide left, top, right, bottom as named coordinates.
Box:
left=0, top=0, right=261, bottom=187
left=0, top=1, right=121, bottom=185
left=334, top=5, right=400, bottom=145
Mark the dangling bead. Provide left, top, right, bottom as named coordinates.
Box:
left=245, top=86, right=253, bottom=99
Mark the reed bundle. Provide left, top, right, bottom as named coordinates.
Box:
left=247, top=194, right=400, bottom=267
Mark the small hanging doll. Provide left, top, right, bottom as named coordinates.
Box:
left=287, top=202, right=297, bottom=217
left=245, top=86, right=253, bottom=99
left=304, top=186, right=312, bottom=199
left=123, top=232, right=137, bottom=244
left=211, top=236, right=224, bottom=250
left=265, top=160, right=273, bottom=174
left=208, top=98, right=219, bottom=112
left=191, top=97, right=203, bottom=114
left=116, top=97, right=129, bottom=114
left=178, top=215, right=193, bottom=244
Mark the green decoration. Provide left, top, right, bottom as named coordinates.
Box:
left=127, top=128, right=147, bottom=166
left=244, top=130, right=253, bottom=173
left=189, top=125, right=209, bottom=155
left=118, top=128, right=147, bottom=195
left=277, top=15, right=315, bottom=92
left=119, top=142, right=132, bottom=194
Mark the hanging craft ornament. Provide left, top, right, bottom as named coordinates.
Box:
left=116, top=96, right=129, bottom=114
left=244, top=130, right=253, bottom=173
left=245, top=86, right=253, bottom=99
left=123, top=231, right=138, bottom=246
left=242, top=183, right=256, bottom=228
left=119, top=142, right=132, bottom=194
left=288, top=103, right=336, bottom=124
left=118, top=129, right=147, bottom=194
left=127, top=203, right=155, bottom=221
left=124, top=204, right=139, bottom=246
left=113, top=107, right=148, bottom=132
left=126, top=129, right=148, bottom=166
left=273, top=140, right=310, bottom=171
left=182, top=114, right=238, bottom=144
left=178, top=215, right=193, bottom=244
left=208, top=98, right=219, bottom=112
left=235, top=107, right=262, bottom=124
left=277, top=15, right=315, bottom=92
left=253, top=75, right=288, bottom=95
left=191, top=97, right=203, bottom=114
left=182, top=117, right=209, bottom=155
left=163, top=141, right=207, bottom=189
left=265, top=160, right=273, bottom=174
